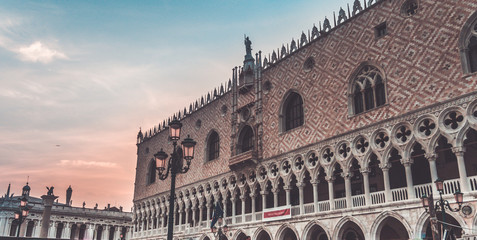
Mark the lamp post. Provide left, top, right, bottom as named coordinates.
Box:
left=14, top=196, right=30, bottom=237
left=155, top=119, right=197, bottom=240
left=420, top=178, right=464, bottom=240
left=211, top=218, right=229, bottom=240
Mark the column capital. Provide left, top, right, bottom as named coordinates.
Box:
left=260, top=190, right=269, bottom=195
left=310, top=179, right=319, bottom=185
left=341, top=172, right=353, bottom=179
left=360, top=167, right=370, bottom=174
left=325, top=176, right=335, bottom=182
left=380, top=162, right=392, bottom=171
left=400, top=158, right=413, bottom=166
left=452, top=147, right=466, bottom=156
left=425, top=153, right=437, bottom=161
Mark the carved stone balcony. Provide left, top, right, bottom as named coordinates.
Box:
left=229, top=150, right=258, bottom=170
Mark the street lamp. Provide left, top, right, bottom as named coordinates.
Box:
left=154, top=119, right=197, bottom=240
left=14, top=196, right=30, bottom=237
left=211, top=218, right=229, bottom=240
left=420, top=178, right=464, bottom=240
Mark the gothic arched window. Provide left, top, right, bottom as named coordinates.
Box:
left=461, top=13, right=477, bottom=73
left=207, top=131, right=220, bottom=161
left=238, top=125, right=254, bottom=154
left=147, top=159, right=156, bottom=185
left=281, top=92, right=304, bottom=131
left=350, top=65, right=386, bottom=114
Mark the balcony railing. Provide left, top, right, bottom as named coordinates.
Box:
left=371, top=191, right=385, bottom=204
left=335, top=198, right=347, bottom=210
left=415, top=183, right=432, bottom=199
left=304, top=203, right=315, bottom=214
left=318, top=201, right=330, bottom=211
left=352, top=194, right=366, bottom=207
left=392, top=187, right=408, bottom=201
left=470, top=176, right=477, bottom=191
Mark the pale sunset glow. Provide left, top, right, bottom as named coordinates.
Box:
left=0, top=0, right=349, bottom=210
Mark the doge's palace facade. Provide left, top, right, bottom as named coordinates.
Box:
left=133, top=0, right=477, bottom=239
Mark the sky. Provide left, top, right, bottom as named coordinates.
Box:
left=0, top=0, right=354, bottom=210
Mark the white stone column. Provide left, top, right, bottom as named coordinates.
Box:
left=102, top=226, right=109, bottom=240
left=115, top=226, right=121, bottom=240
left=206, top=202, right=212, bottom=227
left=231, top=197, right=236, bottom=224
left=86, top=224, right=94, bottom=240
left=0, top=217, right=6, bottom=236
left=403, top=160, right=416, bottom=199
left=312, top=181, right=319, bottom=212
left=326, top=176, right=335, bottom=210
left=250, top=193, right=256, bottom=221
left=381, top=164, right=392, bottom=202
left=222, top=199, right=227, bottom=218
left=284, top=186, right=291, bottom=206
left=191, top=207, right=196, bottom=227
left=198, top=205, right=203, bottom=227
left=178, top=207, right=183, bottom=229
left=426, top=153, right=439, bottom=194
left=185, top=206, right=190, bottom=227
left=361, top=168, right=371, bottom=206
left=241, top=195, right=246, bottom=222
left=48, top=221, right=57, bottom=238
left=344, top=174, right=352, bottom=208
left=62, top=222, right=71, bottom=239
left=35, top=220, right=43, bottom=238
left=261, top=191, right=267, bottom=210
left=297, top=182, right=305, bottom=214
left=454, top=147, right=470, bottom=193
left=272, top=189, right=278, bottom=208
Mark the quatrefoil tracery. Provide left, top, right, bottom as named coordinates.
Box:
left=295, top=157, right=305, bottom=170
left=282, top=160, right=292, bottom=173
left=444, top=111, right=464, bottom=130
left=375, top=132, right=389, bottom=149
left=270, top=164, right=279, bottom=177
left=418, top=119, right=436, bottom=137
left=356, top=137, right=369, bottom=153
left=323, top=148, right=334, bottom=162
left=308, top=153, right=319, bottom=167
left=396, top=125, right=412, bottom=143
left=338, top=143, right=351, bottom=158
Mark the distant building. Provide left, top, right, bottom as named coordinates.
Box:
left=132, top=0, right=477, bottom=239
left=0, top=183, right=132, bottom=240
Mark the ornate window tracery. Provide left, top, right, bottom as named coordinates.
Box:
left=350, top=65, right=386, bottom=114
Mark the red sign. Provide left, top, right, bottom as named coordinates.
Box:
left=262, top=206, right=291, bottom=222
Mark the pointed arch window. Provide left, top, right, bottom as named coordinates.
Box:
left=207, top=131, right=220, bottom=161
left=147, top=159, right=156, bottom=185
left=461, top=12, right=477, bottom=73
left=238, top=125, right=254, bottom=154
left=281, top=92, right=304, bottom=132
left=351, top=65, right=386, bottom=114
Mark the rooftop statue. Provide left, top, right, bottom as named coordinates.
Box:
left=244, top=36, right=252, bottom=56
left=46, top=186, right=54, bottom=196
